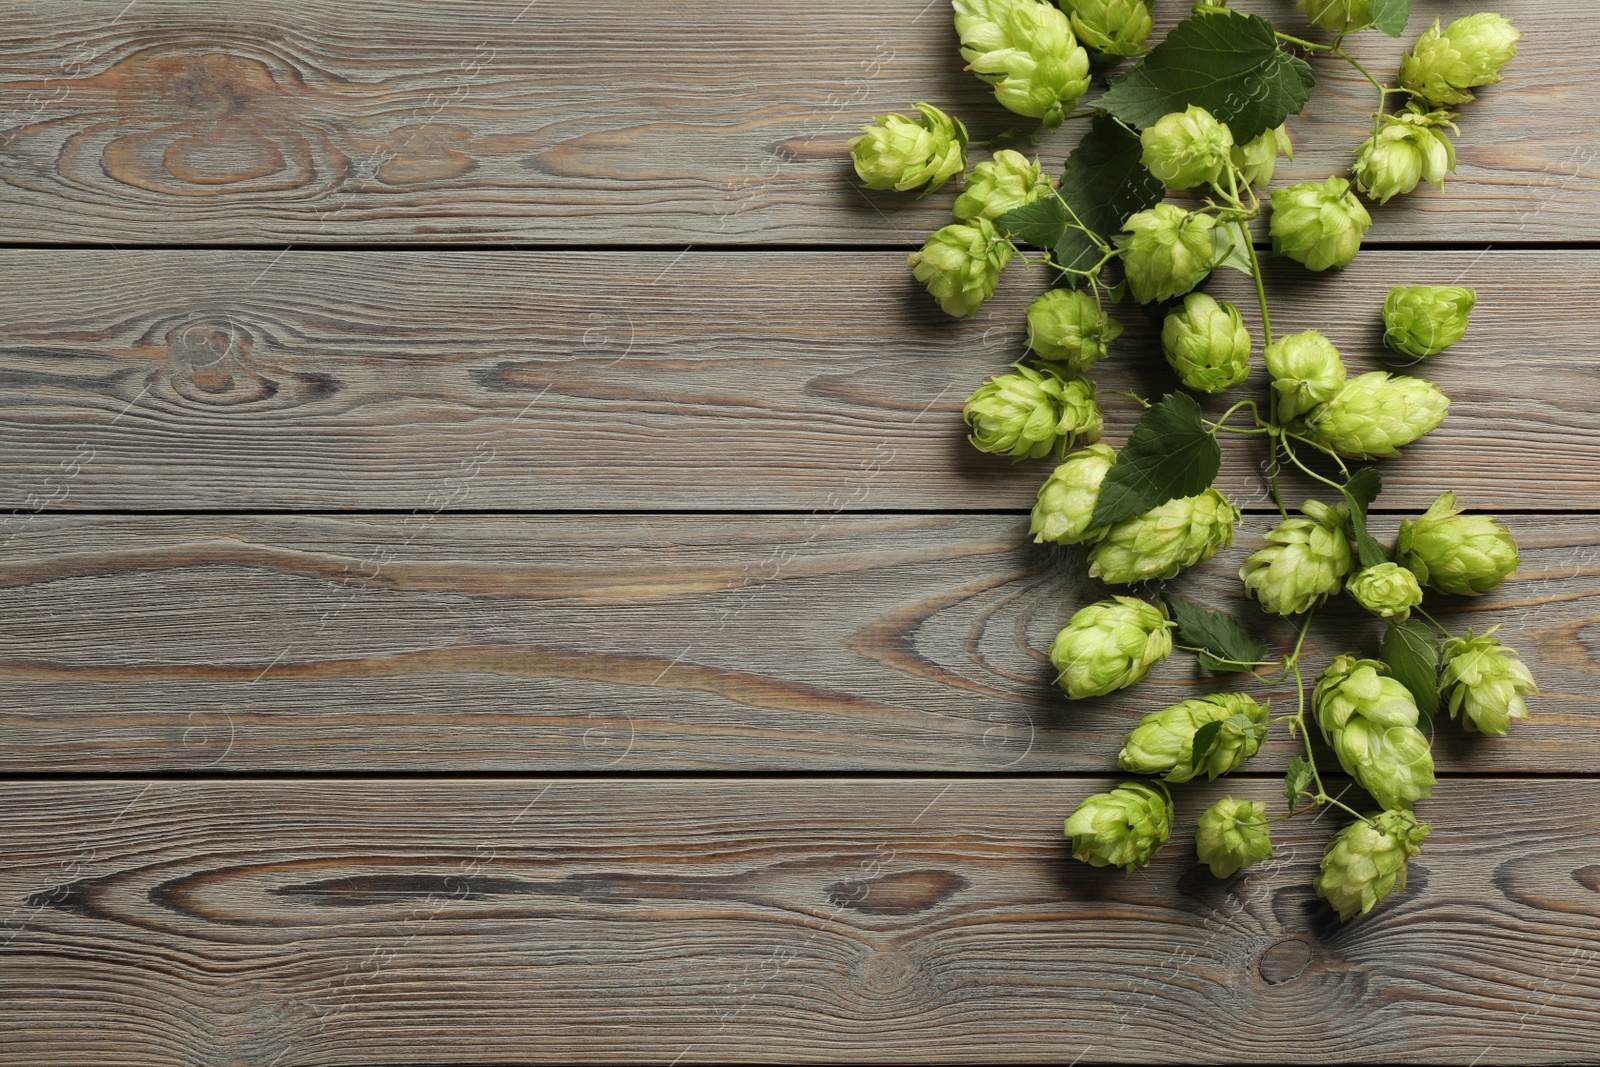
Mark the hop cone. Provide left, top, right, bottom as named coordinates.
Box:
left=1316, top=810, right=1430, bottom=921
left=964, top=364, right=1101, bottom=461
left=1396, top=491, right=1519, bottom=596
left=954, top=0, right=1091, bottom=127
left=1049, top=595, right=1173, bottom=700
left=1031, top=443, right=1116, bottom=545
left=1354, top=106, right=1458, bottom=205
left=1117, top=692, right=1269, bottom=783
left=1195, top=797, right=1273, bottom=878
left=1064, top=781, right=1173, bottom=871
left=1384, top=286, right=1475, bottom=360
left=1088, top=488, right=1241, bottom=585
left=1232, top=125, right=1293, bottom=189
left=1270, top=177, right=1372, bottom=272
left=1026, top=288, right=1123, bottom=371
left=849, top=102, right=969, bottom=195
left=1139, top=104, right=1234, bottom=191
left=909, top=218, right=1015, bottom=318
left=1297, top=0, right=1371, bottom=34
left=1119, top=203, right=1216, bottom=304
left=1401, top=14, right=1521, bottom=107
left=953, top=149, right=1051, bottom=221
left=1161, top=292, right=1252, bottom=394
left=1440, top=629, right=1537, bottom=736
left=1059, top=0, right=1153, bottom=61
left=1302, top=371, right=1449, bottom=459
left=1314, top=656, right=1436, bottom=812
left=1347, top=562, right=1425, bottom=622
left=1240, top=500, right=1353, bottom=616
left=1265, top=329, right=1346, bottom=423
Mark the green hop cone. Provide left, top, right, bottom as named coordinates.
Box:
left=1440, top=629, right=1538, bottom=736
left=1117, top=693, right=1269, bottom=783
left=1395, top=491, right=1519, bottom=596
left=1353, top=106, right=1458, bottom=205
left=1313, top=656, right=1436, bottom=812
left=1030, top=443, right=1116, bottom=545
left=1400, top=14, right=1521, bottom=107
left=1026, top=288, right=1123, bottom=371
left=1161, top=292, right=1252, bottom=394
left=1064, top=781, right=1174, bottom=872
left=1301, top=371, right=1449, bottom=459
left=1316, top=810, right=1431, bottom=922
left=964, top=363, right=1101, bottom=461
left=953, top=149, right=1052, bottom=221
left=1059, top=0, right=1153, bottom=61
left=909, top=217, right=1016, bottom=318
left=1049, top=595, right=1173, bottom=700
left=1088, top=488, right=1241, bottom=585
left=1346, top=562, right=1425, bottom=622
left=1264, top=329, right=1346, bottom=423
left=1296, top=0, right=1371, bottom=34
left=1383, top=285, right=1476, bottom=359
left=1240, top=500, right=1354, bottom=616
left=849, top=102, right=969, bottom=196
left=1195, top=797, right=1273, bottom=879
left=1232, top=125, right=1293, bottom=189
left=1139, top=105, right=1234, bottom=191
left=1118, top=203, right=1216, bottom=304
left=1270, top=177, right=1373, bottom=272
left=954, top=0, right=1091, bottom=128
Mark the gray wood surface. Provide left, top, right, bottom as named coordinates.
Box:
left=1, top=248, right=1593, bottom=512
left=0, top=1, right=1589, bottom=245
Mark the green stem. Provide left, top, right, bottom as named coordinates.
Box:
left=1279, top=435, right=1348, bottom=494
left=1239, top=222, right=1272, bottom=346
left=1283, top=430, right=1351, bottom=478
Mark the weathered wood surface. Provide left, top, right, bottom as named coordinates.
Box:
left=1, top=512, right=1590, bottom=774
left=0, top=1, right=1589, bottom=245
left=1, top=248, right=1594, bottom=512
left=1, top=778, right=1596, bottom=1064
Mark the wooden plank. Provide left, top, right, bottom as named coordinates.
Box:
left=1, top=512, right=1591, bottom=773
left=1, top=777, right=1596, bottom=1063
left=1, top=248, right=1593, bottom=512
left=0, top=1, right=1589, bottom=245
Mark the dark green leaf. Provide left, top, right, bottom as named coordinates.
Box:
left=1089, top=393, right=1222, bottom=528
left=1340, top=467, right=1390, bottom=569
left=1210, top=224, right=1253, bottom=276
left=1189, top=719, right=1224, bottom=773
left=995, top=197, right=1067, bottom=251
left=1167, top=595, right=1270, bottom=673
left=1370, top=0, right=1410, bottom=37
left=1381, top=618, right=1440, bottom=721
left=1097, top=10, right=1315, bottom=142
left=1285, top=755, right=1315, bottom=805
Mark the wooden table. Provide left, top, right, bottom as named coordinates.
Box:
left=2, top=2, right=1597, bottom=1062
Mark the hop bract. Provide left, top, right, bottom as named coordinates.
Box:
left=1316, top=810, right=1430, bottom=922
left=1088, top=488, right=1241, bottom=585
left=1232, top=125, right=1293, bottom=189
left=1196, top=797, right=1273, bottom=879
left=964, top=363, right=1102, bottom=461
left=1059, top=0, right=1153, bottom=61
left=1396, top=491, right=1519, bottom=595
left=1139, top=104, right=1234, bottom=191
left=1347, top=562, right=1425, bottom=622
left=953, top=149, right=1052, bottom=221
left=1240, top=500, right=1354, bottom=616
left=1302, top=371, right=1449, bottom=459
left=1440, top=629, right=1538, bottom=736
left=1118, top=693, right=1269, bottom=783
left=1270, top=177, right=1372, bottom=272
left=954, top=0, right=1091, bottom=128
left=1030, top=443, right=1116, bottom=545
left=1314, top=656, right=1436, bottom=812
left=1161, top=292, right=1252, bottom=394
left=1049, top=595, right=1173, bottom=700
left=1264, top=329, right=1346, bottom=423
left=849, top=103, right=969, bottom=195
left=1064, top=781, right=1173, bottom=871
left=1384, top=286, right=1476, bottom=360
left=1354, top=106, right=1458, bottom=205
left=909, top=218, right=1016, bottom=317
left=1026, top=288, right=1123, bottom=371
left=1119, top=203, right=1216, bottom=304
left=1296, top=0, right=1371, bottom=34
left=1400, top=14, right=1521, bottom=107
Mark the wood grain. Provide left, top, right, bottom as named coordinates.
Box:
left=1, top=777, right=1597, bottom=1064
left=0, top=1, right=1589, bottom=245
left=1, top=248, right=1595, bottom=512
left=1, top=512, right=1592, bottom=773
